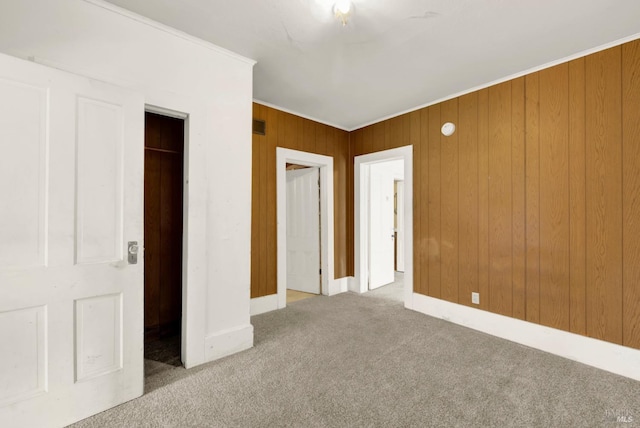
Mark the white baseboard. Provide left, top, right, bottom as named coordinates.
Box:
left=412, top=293, right=640, bottom=381
left=204, top=324, right=253, bottom=362
left=329, top=277, right=350, bottom=296
left=250, top=294, right=279, bottom=316
left=348, top=276, right=361, bottom=293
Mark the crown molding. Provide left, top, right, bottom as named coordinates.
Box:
left=83, top=0, right=256, bottom=66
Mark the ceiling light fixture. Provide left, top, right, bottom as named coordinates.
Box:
left=333, top=0, right=352, bottom=26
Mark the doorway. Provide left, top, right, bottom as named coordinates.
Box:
left=285, top=164, right=321, bottom=304
left=368, top=159, right=404, bottom=290
left=276, top=148, right=336, bottom=310
left=354, top=146, right=413, bottom=308
left=144, top=111, right=185, bottom=369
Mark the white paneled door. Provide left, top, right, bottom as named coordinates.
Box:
left=0, top=53, right=144, bottom=427
left=286, top=168, right=321, bottom=294
left=369, top=163, right=395, bottom=289
left=396, top=180, right=405, bottom=272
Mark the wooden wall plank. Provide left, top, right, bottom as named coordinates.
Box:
left=352, top=128, right=363, bottom=156
left=622, top=40, right=640, bottom=349
left=568, top=58, right=587, bottom=335
left=346, top=131, right=354, bottom=276
left=428, top=104, right=441, bottom=298
left=266, top=107, right=278, bottom=295
left=297, top=116, right=306, bottom=151
left=282, top=112, right=295, bottom=149
left=511, top=77, right=526, bottom=320
left=440, top=99, right=459, bottom=303
left=410, top=110, right=422, bottom=294
left=302, top=119, right=314, bottom=153
left=333, top=129, right=348, bottom=278
left=477, top=89, right=490, bottom=311
left=400, top=114, right=411, bottom=148
left=458, top=93, right=479, bottom=307
left=539, top=64, right=570, bottom=330
left=158, top=154, right=174, bottom=326
left=316, top=123, right=327, bottom=155
left=325, top=126, right=336, bottom=157
left=364, top=125, right=374, bottom=154
left=313, top=122, right=322, bottom=154
left=585, top=46, right=623, bottom=344
left=525, top=73, right=541, bottom=323
left=278, top=111, right=288, bottom=150
left=250, top=108, right=260, bottom=298
left=488, top=82, right=513, bottom=317
left=372, top=122, right=385, bottom=152
left=160, top=153, right=184, bottom=328
left=257, top=104, right=268, bottom=297
left=144, top=150, right=161, bottom=324
left=389, top=116, right=403, bottom=149
left=419, top=108, right=430, bottom=296
left=384, top=119, right=392, bottom=150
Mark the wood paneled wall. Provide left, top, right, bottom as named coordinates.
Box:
left=251, top=104, right=352, bottom=298
left=350, top=39, right=640, bottom=349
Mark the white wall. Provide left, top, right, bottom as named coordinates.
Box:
left=0, top=0, right=255, bottom=368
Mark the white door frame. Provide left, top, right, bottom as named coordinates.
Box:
left=354, top=146, right=414, bottom=309
left=286, top=167, right=321, bottom=294
left=276, top=148, right=335, bottom=309
left=395, top=180, right=405, bottom=272
left=144, top=104, right=190, bottom=366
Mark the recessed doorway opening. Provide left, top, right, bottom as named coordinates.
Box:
left=354, top=146, right=413, bottom=308
left=368, top=159, right=404, bottom=291
left=285, top=163, right=321, bottom=305
left=143, top=111, right=185, bottom=372
left=276, top=148, right=335, bottom=310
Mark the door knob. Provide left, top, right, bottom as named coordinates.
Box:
left=128, top=241, right=139, bottom=264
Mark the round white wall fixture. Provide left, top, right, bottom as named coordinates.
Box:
left=441, top=122, right=456, bottom=137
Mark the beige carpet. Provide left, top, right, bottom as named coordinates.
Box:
left=71, top=289, right=640, bottom=427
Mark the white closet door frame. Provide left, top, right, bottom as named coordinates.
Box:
left=353, top=146, right=414, bottom=308
left=276, top=148, right=334, bottom=309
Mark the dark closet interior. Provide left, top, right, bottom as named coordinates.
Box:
left=144, top=111, right=184, bottom=366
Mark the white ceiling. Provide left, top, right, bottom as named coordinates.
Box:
left=104, top=0, right=640, bottom=130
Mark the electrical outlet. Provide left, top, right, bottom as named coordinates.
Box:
left=471, top=292, right=480, bottom=305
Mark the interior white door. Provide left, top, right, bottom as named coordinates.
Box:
left=0, top=53, right=144, bottom=427
left=396, top=180, right=405, bottom=272
left=286, top=167, right=321, bottom=294
left=369, top=163, right=395, bottom=289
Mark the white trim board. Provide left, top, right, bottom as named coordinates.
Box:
left=250, top=294, right=279, bottom=316
left=412, top=293, right=640, bottom=382
left=276, top=148, right=338, bottom=311
left=353, top=146, right=414, bottom=310
left=204, top=324, right=254, bottom=362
